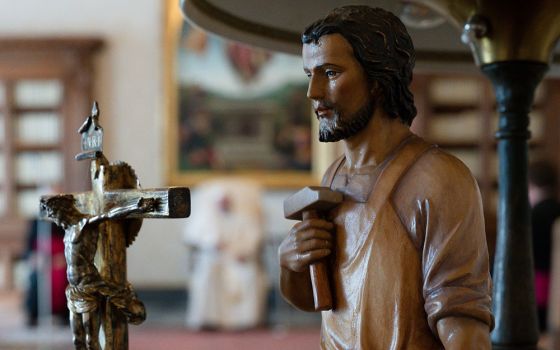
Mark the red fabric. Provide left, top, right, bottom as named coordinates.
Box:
left=50, top=237, right=67, bottom=313
left=535, top=270, right=550, bottom=307
left=38, top=227, right=68, bottom=313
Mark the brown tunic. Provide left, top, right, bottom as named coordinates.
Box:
left=320, top=136, right=493, bottom=349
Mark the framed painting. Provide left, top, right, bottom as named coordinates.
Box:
left=164, top=1, right=321, bottom=187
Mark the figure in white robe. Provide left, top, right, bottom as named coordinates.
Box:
left=184, top=178, right=268, bottom=330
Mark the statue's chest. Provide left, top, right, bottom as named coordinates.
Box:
left=330, top=200, right=376, bottom=266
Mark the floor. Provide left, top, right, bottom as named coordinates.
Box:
left=1, top=290, right=555, bottom=350
left=0, top=290, right=321, bottom=350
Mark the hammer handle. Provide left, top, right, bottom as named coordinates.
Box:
left=303, top=210, right=333, bottom=311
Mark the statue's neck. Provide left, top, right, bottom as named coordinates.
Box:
left=342, top=110, right=412, bottom=172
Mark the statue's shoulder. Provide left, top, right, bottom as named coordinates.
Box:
left=418, top=145, right=473, bottom=179
left=391, top=141, right=483, bottom=249
left=399, top=143, right=480, bottom=199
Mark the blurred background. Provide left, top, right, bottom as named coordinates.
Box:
left=0, top=0, right=559, bottom=349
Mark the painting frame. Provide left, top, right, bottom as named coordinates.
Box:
left=163, top=0, right=328, bottom=188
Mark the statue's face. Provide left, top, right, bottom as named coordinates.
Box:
left=303, top=34, right=373, bottom=142
left=45, top=206, right=65, bottom=229
left=43, top=197, right=75, bottom=229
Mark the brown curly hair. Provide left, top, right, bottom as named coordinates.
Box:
left=40, top=195, right=84, bottom=227
left=302, top=6, right=417, bottom=125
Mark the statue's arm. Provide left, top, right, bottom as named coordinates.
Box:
left=87, top=198, right=158, bottom=225
left=418, top=160, right=494, bottom=344
left=280, top=162, right=339, bottom=311
left=278, top=219, right=334, bottom=311
left=393, top=152, right=493, bottom=344
left=436, top=317, right=491, bottom=350
left=279, top=267, right=315, bottom=311
left=87, top=205, right=133, bottom=225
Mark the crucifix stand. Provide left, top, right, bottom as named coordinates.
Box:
left=40, top=102, right=190, bottom=350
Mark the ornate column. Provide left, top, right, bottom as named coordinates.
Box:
left=410, top=1, right=560, bottom=348
left=482, top=61, right=546, bottom=349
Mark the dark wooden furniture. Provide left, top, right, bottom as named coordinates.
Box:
left=0, top=38, right=103, bottom=290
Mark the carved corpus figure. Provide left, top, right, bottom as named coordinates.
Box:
left=278, top=6, right=494, bottom=349
left=41, top=195, right=157, bottom=349
left=41, top=102, right=190, bottom=350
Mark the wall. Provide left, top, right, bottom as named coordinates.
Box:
left=0, top=0, right=320, bottom=288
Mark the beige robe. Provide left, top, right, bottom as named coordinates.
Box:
left=184, top=178, right=268, bottom=330
left=320, top=136, right=493, bottom=349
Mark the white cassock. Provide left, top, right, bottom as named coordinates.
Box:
left=184, top=178, right=268, bottom=330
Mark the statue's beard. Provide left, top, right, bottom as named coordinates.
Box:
left=318, top=97, right=376, bottom=142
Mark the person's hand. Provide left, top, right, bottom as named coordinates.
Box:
left=278, top=218, right=334, bottom=272
left=138, top=197, right=159, bottom=212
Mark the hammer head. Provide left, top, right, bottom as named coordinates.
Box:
left=284, top=186, right=342, bottom=220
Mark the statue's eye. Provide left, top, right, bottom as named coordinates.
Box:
left=325, top=70, right=338, bottom=78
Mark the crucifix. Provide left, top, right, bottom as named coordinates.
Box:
left=40, top=102, right=190, bottom=350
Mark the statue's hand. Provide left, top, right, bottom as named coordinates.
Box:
left=278, top=219, right=334, bottom=273
left=138, top=197, right=159, bottom=212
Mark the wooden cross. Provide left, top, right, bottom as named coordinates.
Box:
left=40, top=102, right=190, bottom=350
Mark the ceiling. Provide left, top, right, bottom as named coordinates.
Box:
left=180, top=0, right=560, bottom=75
left=181, top=0, right=469, bottom=57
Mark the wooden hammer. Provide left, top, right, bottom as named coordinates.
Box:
left=284, top=186, right=342, bottom=311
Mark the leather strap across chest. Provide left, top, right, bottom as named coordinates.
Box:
left=325, top=136, right=435, bottom=212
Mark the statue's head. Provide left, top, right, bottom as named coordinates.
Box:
left=40, top=195, right=82, bottom=229
left=302, top=6, right=416, bottom=142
